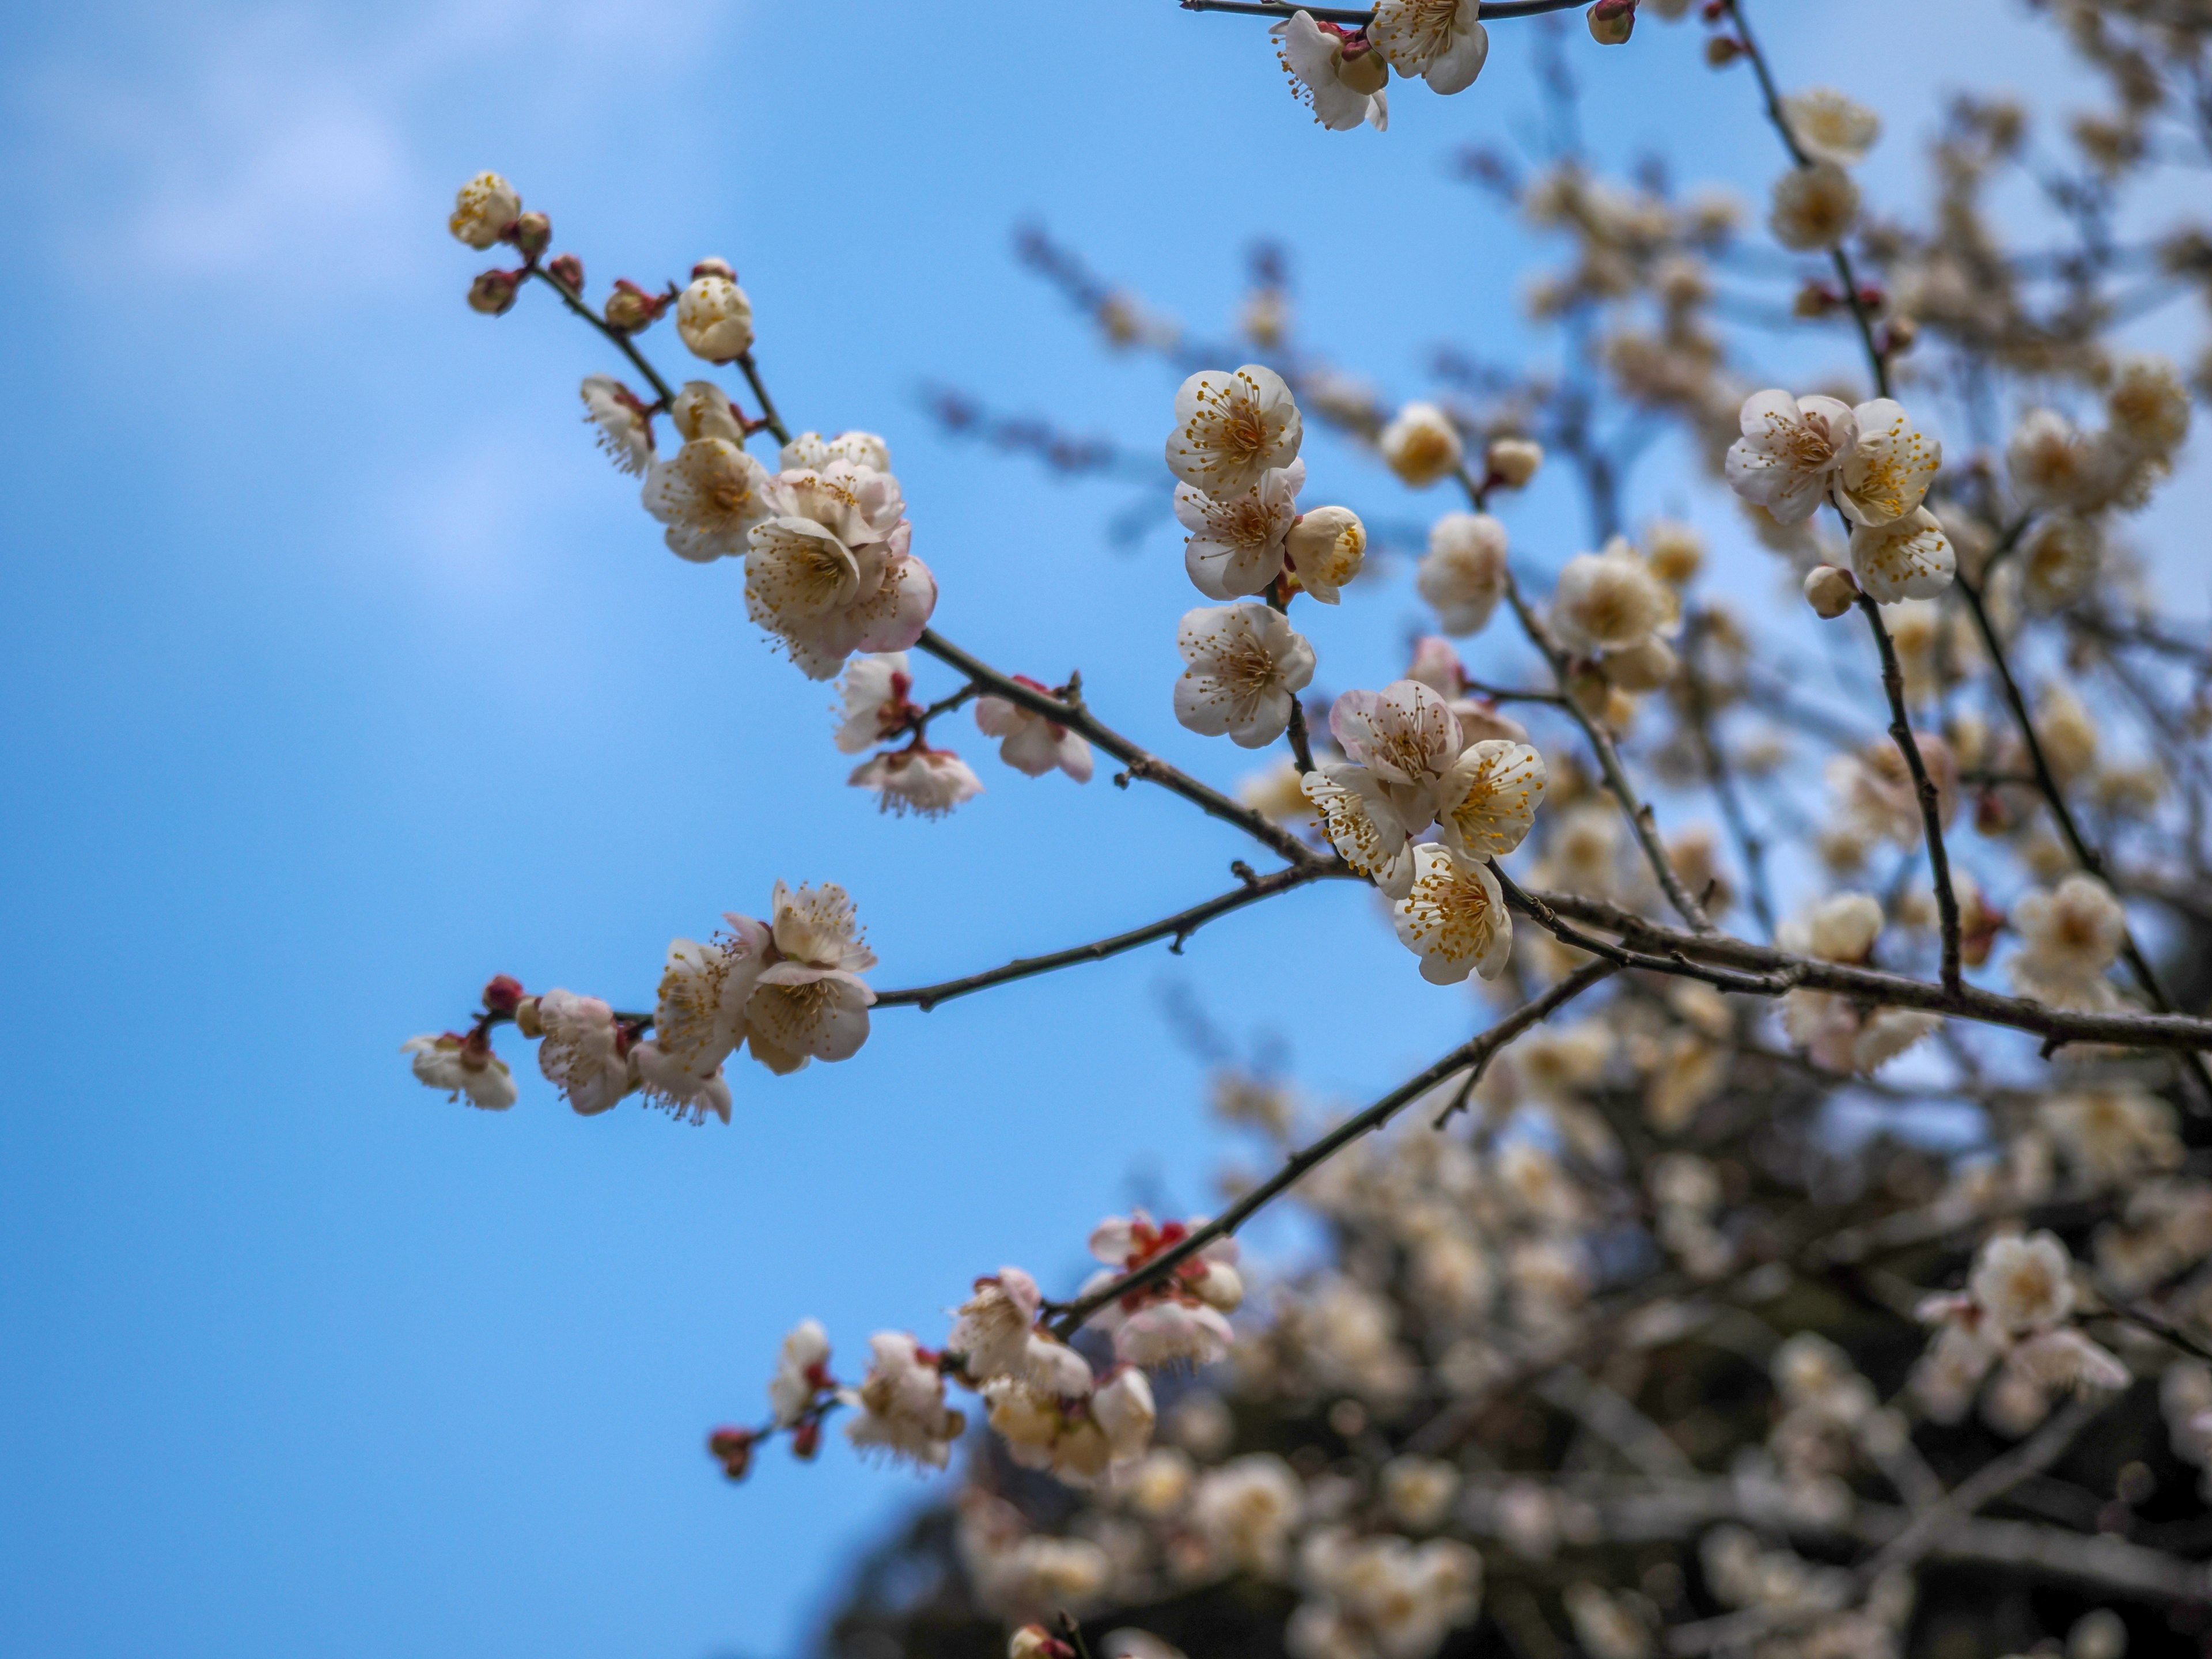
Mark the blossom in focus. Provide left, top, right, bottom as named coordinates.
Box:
left=847, top=745, right=983, bottom=819
left=675, top=266, right=755, bottom=363
left=1433, top=741, right=1547, bottom=860
left=1174, top=604, right=1317, bottom=749
left=1166, top=365, right=1304, bottom=499
left=1393, top=843, right=1512, bottom=984
left=643, top=438, right=777, bottom=563
left=403, top=1031, right=520, bottom=1111
left=1768, top=161, right=1860, bottom=251
left=579, top=375, right=655, bottom=475
left=948, top=1268, right=1044, bottom=1382
left=843, top=1332, right=965, bottom=1469
left=745, top=460, right=936, bottom=679
left=1848, top=506, right=1953, bottom=601
left=533, top=989, right=636, bottom=1116
left=1177, top=461, right=1305, bottom=600
left=2009, top=873, right=2125, bottom=1008
left=1272, top=13, right=1389, bottom=132
left=834, top=653, right=919, bottom=754
left=976, top=685, right=1095, bottom=782
left=1302, top=763, right=1415, bottom=896
left=1378, top=402, right=1464, bottom=488
left=768, top=1317, right=833, bottom=1427
left=628, top=1040, right=734, bottom=1124
left=1832, top=399, right=1941, bottom=528
left=668, top=379, right=746, bottom=445
left=649, top=923, right=770, bottom=1086
left=783, top=430, right=892, bottom=474
left=1284, top=506, right=1367, bottom=603
left=1724, top=391, right=1858, bottom=524
left=1081, top=1211, right=1243, bottom=1370
left=1781, top=88, right=1881, bottom=165
left=747, top=880, right=879, bottom=1071
left=449, top=172, right=520, bottom=248
left=1330, top=679, right=1463, bottom=830
left=1367, top=0, right=1488, bottom=94
left=1415, top=513, right=1509, bottom=636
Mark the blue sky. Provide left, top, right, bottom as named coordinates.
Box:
left=0, top=3, right=2203, bottom=1657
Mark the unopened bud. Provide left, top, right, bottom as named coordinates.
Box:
left=676, top=272, right=756, bottom=363
left=691, top=257, right=737, bottom=282
left=1881, top=313, right=1919, bottom=354
left=790, top=1419, right=822, bottom=1460
left=1793, top=281, right=1840, bottom=319
left=1568, top=664, right=1612, bottom=718
left=1705, top=34, right=1744, bottom=66
left=1283, top=506, right=1368, bottom=601
left=509, top=211, right=551, bottom=259
left=467, top=268, right=521, bottom=317
left=707, top=1426, right=754, bottom=1481
left=1338, top=39, right=1389, bottom=96
left=1589, top=0, right=1636, bottom=44
left=514, top=997, right=544, bottom=1039
left=1803, top=563, right=1859, bottom=619
left=604, top=278, right=665, bottom=334
left=1700, top=0, right=1725, bottom=17
left=1486, top=436, right=1544, bottom=489
left=546, top=252, right=584, bottom=292
left=1191, top=1260, right=1244, bottom=1312
left=1010, top=1626, right=1075, bottom=1659
left=482, top=974, right=526, bottom=1016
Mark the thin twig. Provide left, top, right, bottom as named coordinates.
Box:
left=1855, top=593, right=1963, bottom=992
left=527, top=267, right=676, bottom=405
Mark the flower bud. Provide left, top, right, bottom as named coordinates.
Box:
left=1010, top=1627, right=1075, bottom=1659
left=448, top=171, right=520, bottom=249
left=1486, top=436, right=1544, bottom=489
left=1191, top=1260, right=1244, bottom=1312
left=603, top=278, right=666, bottom=334
left=691, top=257, right=737, bottom=282
left=509, top=211, right=551, bottom=259
left=1338, top=39, right=1389, bottom=96
left=467, top=268, right=521, bottom=316
left=1284, top=506, right=1368, bottom=603
left=514, top=997, right=544, bottom=1039
left=482, top=975, right=526, bottom=1016
left=1881, top=314, right=1919, bottom=355
left=707, top=1426, right=754, bottom=1480
left=676, top=273, right=756, bottom=363
left=1804, top=563, right=1860, bottom=619
left=546, top=253, right=584, bottom=292
left=790, top=1418, right=822, bottom=1460
left=1588, top=0, right=1636, bottom=44
left=1705, top=35, right=1743, bottom=66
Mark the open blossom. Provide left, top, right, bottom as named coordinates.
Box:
left=643, top=438, right=777, bottom=563
left=1777, top=893, right=1937, bottom=1071
left=848, top=746, right=982, bottom=818
left=1393, top=843, right=1512, bottom=983
left=649, top=923, right=769, bottom=1084
left=1415, top=513, right=1509, bottom=635
left=976, top=685, right=1094, bottom=781
left=1368, top=0, right=1487, bottom=93
left=1331, top=680, right=1463, bottom=828
left=783, top=430, right=891, bottom=474
left=1432, top=741, right=1547, bottom=860
left=2009, top=873, right=2125, bottom=1007
left=1848, top=506, right=1953, bottom=601
left=403, top=1031, right=519, bottom=1110
left=1081, top=1211, right=1242, bottom=1370
left=1781, top=87, right=1881, bottom=165
left=1768, top=161, right=1859, bottom=250
left=1832, top=399, right=1941, bottom=527
left=1724, top=392, right=1857, bottom=524
left=675, top=268, right=755, bottom=362
left=948, top=1268, right=1044, bottom=1382
left=745, top=461, right=935, bottom=679
left=1550, top=538, right=1676, bottom=656
left=448, top=171, right=520, bottom=248
left=843, top=1332, right=964, bottom=1469
left=1284, top=506, right=1367, bottom=603
left=834, top=653, right=919, bottom=753
left=533, top=989, right=635, bottom=1116
left=2006, top=410, right=2103, bottom=512
left=987, top=1346, right=1156, bottom=1486
left=1378, top=402, right=1464, bottom=488
left=1296, top=1532, right=1484, bottom=1659
left=2018, top=513, right=2103, bottom=611
left=1303, top=764, right=1415, bottom=895
left=2105, top=354, right=2190, bottom=456
left=1272, top=13, right=1389, bottom=132
left=1970, top=1232, right=2074, bottom=1333
left=1177, top=461, right=1305, bottom=600
left=1192, top=1454, right=1305, bottom=1575
left=1166, top=365, right=1303, bottom=499
left=580, top=375, right=655, bottom=474
left=768, top=1317, right=832, bottom=1427
left=747, top=880, right=878, bottom=1073
left=1174, top=604, right=1316, bottom=748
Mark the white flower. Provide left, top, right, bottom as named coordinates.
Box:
left=2011, top=1327, right=2131, bottom=1393
left=1849, top=506, right=1954, bottom=602
left=2106, top=355, right=2190, bottom=456
left=2010, top=873, right=2126, bottom=1007
left=1832, top=399, right=1941, bottom=528
left=1378, top=402, right=1464, bottom=488
left=783, top=430, right=892, bottom=473
left=643, top=438, right=777, bottom=563
left=1393, top=843, right=1512, bottom=984
left=1381, top=1457, right=1461, bottom=1531
left=1416, top=513, right=1509, bottom=635
left=1768, top=161, right=1859, bottom=251
left=746, top=880, right=878, bottom=1072
left=1166, top=365, right=1304, bottom=499
left=1194, top=1454, right=1305, bottom=1575
left=1781, top=87, right=1881, bottom=165
left=1302, top=764, right=1416, bottom=896
left=649, top=921, right=771, bottom=1083
left=2040, top=1089, right=2181, bottom=1185
left=1174, top=604, right=1317, bottom=749
left=668, top=379, right=746, bottom=445
left=675, top=271, right=755, bottom=362
left=1550, top=539, right=1675, bottom=653
left=1780, top=994, right=1937, bottom=1074
left=1284, top=506, right=1367, bottom=603
left=1433, top=740, right=1547, bottom=859
left=403, top=1032, right=519, bottom=1110
left=1368, top=0, right=1488, bottom=93
left=1486, top=437, right=1543, bottom=488
left=844, top=1331, right=964, bottom=1469
left=579, top=375, right=655, bottom=474
left=975, top=688, right=1095, bottom=782
left=2007, top=410, right=2103, bottom=512
left=1081, top=1211, right=1243, bottom=1370
left=948, top=1268, right=1043, bottom=1382
left=1090, top=1366, right=1157, bottom=1463
left=1113, top=1300, right=1237, bottom=1369
left=1969, top=1231, right=2074, bottom=1334
left=1330, top=679, right=1464, bottom=828
left=2019, top=513, right=2103, bottom=611
left=627, top=1040, right=734, bottom=1124
left=1778, top=892, right=1884, bottom=962
left=834, top=653, right=918, bottom=754
left=448, top=171, right=520, bottom=248
left=1724, top=391, right=1857, bottom=524
left=534, top=989, right=635, bottom=1116
left=1272, top=12, right=1389, bottom=132
left=1177, top=461, right=1305, bottom=600
left=768, top=1317, right=831, bottom=1427
left=745, top=461, right=936, bottom=679
left=847, top=746, right=983, bottom=819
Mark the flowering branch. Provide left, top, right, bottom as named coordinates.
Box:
left=1854, top=592, right=1964, bottom=991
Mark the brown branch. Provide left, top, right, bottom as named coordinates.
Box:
left=1855, top=593, right=1963, bottom=992
left=1176, top=0, right=1594, bottom=20
left=526, top=267, right=677, bottom=406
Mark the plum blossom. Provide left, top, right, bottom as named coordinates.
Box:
left=1415, top=513, right=1509, bottom=635
left=1724, top=391, right=1858, bottom=524
left=783, top=430, right=892, bottom=474
left=448, top=172, right=520, bottom=248
left=1781, top=88, right=1881, bottom=165
left=1284, top=506, right=1368, bottom=603
left=1330, top=680, right=1464, bottom=829
left=2007, top=410, right=2104, bottom=513
left=975, top=684, right=1094, bottom=781
left=986, top=1344, right=1156, bottom=1486
left=403, top=1031, right=519, bottom=1110
left=1192, top=1454, right=1305, bottom=1574
left=675, top=264, right=755, bottom=362
left=1777, top=894, right=1939, bottom=1073
left=1081, top=1211, right=1243, bottom=1370
left=2009, top=873, right=2126, bottom=1009
left=1272, top=13, right=1389, bottom=132
left=948, top=1268, right=1044, bottom=1382
left=747, top=881, right=878, bottom=1073
left=1173, top=604, right=1317, bottom=748
left=1166, top=366, right=1304, bottom=499
left=2106, top=355, right=2190, bottom=456
left=1549, top=538, right=1677, bottom=659
left=1303, top=763, right=1416, bottom=895
left=1915, top=1232, right=2127, bottom=1399
left=1433, top=741, right=1547, bottom=860
left=745, top=460, right=935, bottom=679
left=1768, top=161, right=1859, bottom=250
left=1404, top=637, right=1527, bottom=746
left=1393, top=843, right=1513, bottom=984
left=1832, top=399, right=1942, bottom=528
left=1378, top=402, right=1464, bottom=488
left=643, top=438, right=777, bottom=562
left=834, top=653, right=921, bottom=754
left=1177, top=461, right=1305, bottom=600
left=668, top=379, right=746, bottom=444
left=1848, top=506, right=1954, bottom=601
left=532, top=989, right=636, bottom=1116
left=768, top=1317, right=833, bottom=1427
left=646, top=924, right=770, bottom=1092
left=1368, top=0, right=1487, bottom=93
left=579, top=374, right=655, bottom=474
left=843, top=1332, right=964, bottom=1469
left=847, top=745, right=982, bottom=819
